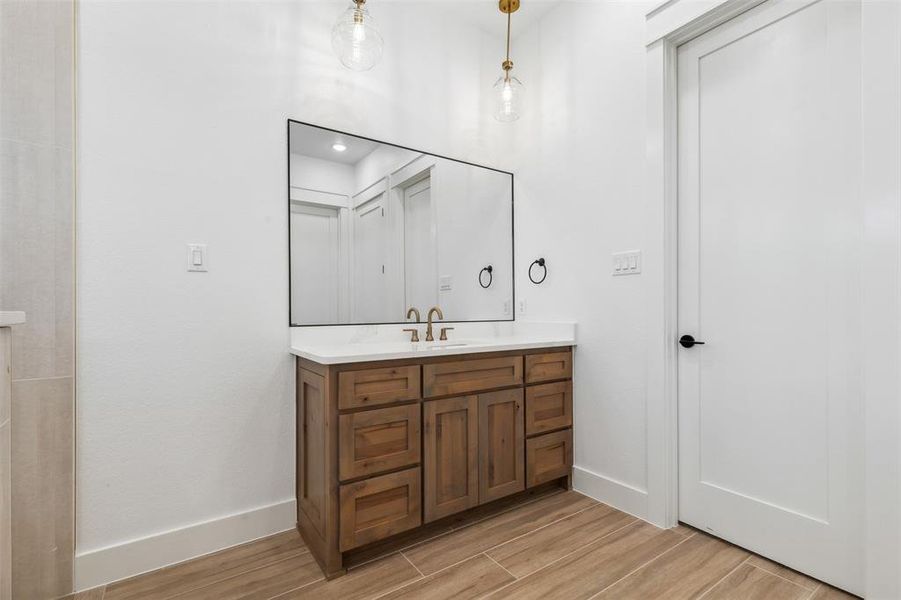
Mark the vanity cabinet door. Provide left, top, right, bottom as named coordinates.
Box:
left=423, top=356, right=523, bottom=398
left=525, top=351, right=573, bottom=384
left=525, top=381, right=573, bottom=436
left=526, top=429, right=573, bottom=488
left=339, top=467, right=422, bottom=551
left=423, top=396, right=479, bottom=523
left=478, top=389, right=525, bottom=504
left=338, top=404, right=421, bottom=481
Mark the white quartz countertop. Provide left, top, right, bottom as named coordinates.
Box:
left=289, top=321, right=576, bottom=365
left=0, top=312, right=25, bottom=327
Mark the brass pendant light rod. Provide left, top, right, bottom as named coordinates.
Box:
left=499, top=0, right=519, bottom=80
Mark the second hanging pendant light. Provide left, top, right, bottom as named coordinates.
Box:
left=493, top=0, right=523, bottom=122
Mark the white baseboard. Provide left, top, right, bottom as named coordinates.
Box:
left=573, top=465, right=649, bottom=522
left=74, top=499, right=296, bottom=592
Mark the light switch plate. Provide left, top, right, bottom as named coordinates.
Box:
left=187, top=243, right=208, bottom=272
left=612, top=250, right=641, bottom=276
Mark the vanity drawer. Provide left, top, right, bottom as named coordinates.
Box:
left=423, top=356, right=523, bottom=398
left=525, top=381, right=573, bottom=436
left=339, top=467, right=422, bottom=551
left=338, top=365, right=421, bottom=410
left=525, top=351, right=572, bottom=384
left=526, top=429, right=573, bottom=488
left=339, top=404, right=421, bottom=481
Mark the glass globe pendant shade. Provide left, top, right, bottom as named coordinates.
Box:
left=494, top=74, right=523, bottom=122
left=332, top=2, right=383, bottom=72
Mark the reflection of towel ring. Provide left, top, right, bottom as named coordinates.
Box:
left=529, top=258, right=547, bottom=285
left=479, top=265, right=493, bottom=289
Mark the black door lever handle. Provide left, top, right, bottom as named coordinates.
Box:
left=679, top=335, right=705, bottom=348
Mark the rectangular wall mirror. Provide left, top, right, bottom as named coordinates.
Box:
left=288, top=120, right=514, bottom=326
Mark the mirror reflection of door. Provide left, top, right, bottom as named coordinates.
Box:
left=288, top=121, right=514, bottom=326
left=403, top=176, right=437, bottom=313
left=291, top=203, right=339, bottom=324
left=352, top=194, right=391, bottom=323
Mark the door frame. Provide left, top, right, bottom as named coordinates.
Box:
left=290, top=201, right=343, bottom=323
left=644, top=0, right=901, bottom=596
left=390, top=160, right=437, bottom=315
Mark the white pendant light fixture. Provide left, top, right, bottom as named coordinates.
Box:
left=493, top=0, right=523, bottom=122
left=332, top=0, right=384, bottom=72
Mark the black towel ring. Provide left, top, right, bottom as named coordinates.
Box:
left=479, top=265, right=493, bottom=289
left=529, top=258, right=547, bottom=285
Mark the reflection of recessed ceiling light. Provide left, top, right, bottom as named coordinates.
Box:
left=332, top=143, right=347, bottom=152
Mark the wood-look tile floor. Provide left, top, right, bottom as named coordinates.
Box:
left=66, top=490, right=860, bottom=600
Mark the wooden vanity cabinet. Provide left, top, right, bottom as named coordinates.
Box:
left=295, top=346, right=574, bottom=579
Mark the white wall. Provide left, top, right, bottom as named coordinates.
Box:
left=289, top=154, right=354, bottom=196
left=354, top=144, right=419, bottom=193
left=76, top=0, right=502, bottom=585
left=504, top=1, right=654, bottom=516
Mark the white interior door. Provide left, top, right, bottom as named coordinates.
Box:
left=677, top=0, right=863, bottom=594
left=290, top=203, right=340, bottom=324
left=403, top=177, right=437, bottom=311
left=352, top=194, right=391, bottom=322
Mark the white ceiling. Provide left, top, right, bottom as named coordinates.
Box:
left=436, top=0, right=563, bottom=38
left=289, top=1, right=563, bottom=165
left=289, top=122, right=380, bottom=165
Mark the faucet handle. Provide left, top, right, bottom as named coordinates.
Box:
left=402, top=328, right=420, bottom=343
left=439, top=327, right=455, bottom=341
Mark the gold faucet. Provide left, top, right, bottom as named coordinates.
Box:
left=406, top=307, right=421, bottom=323
left=425, top=306, right=444, bottom=342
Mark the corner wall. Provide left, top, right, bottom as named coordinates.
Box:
left=75, top=0, right=503, bottom=588
left=502, top=0, right=655, bottom=519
